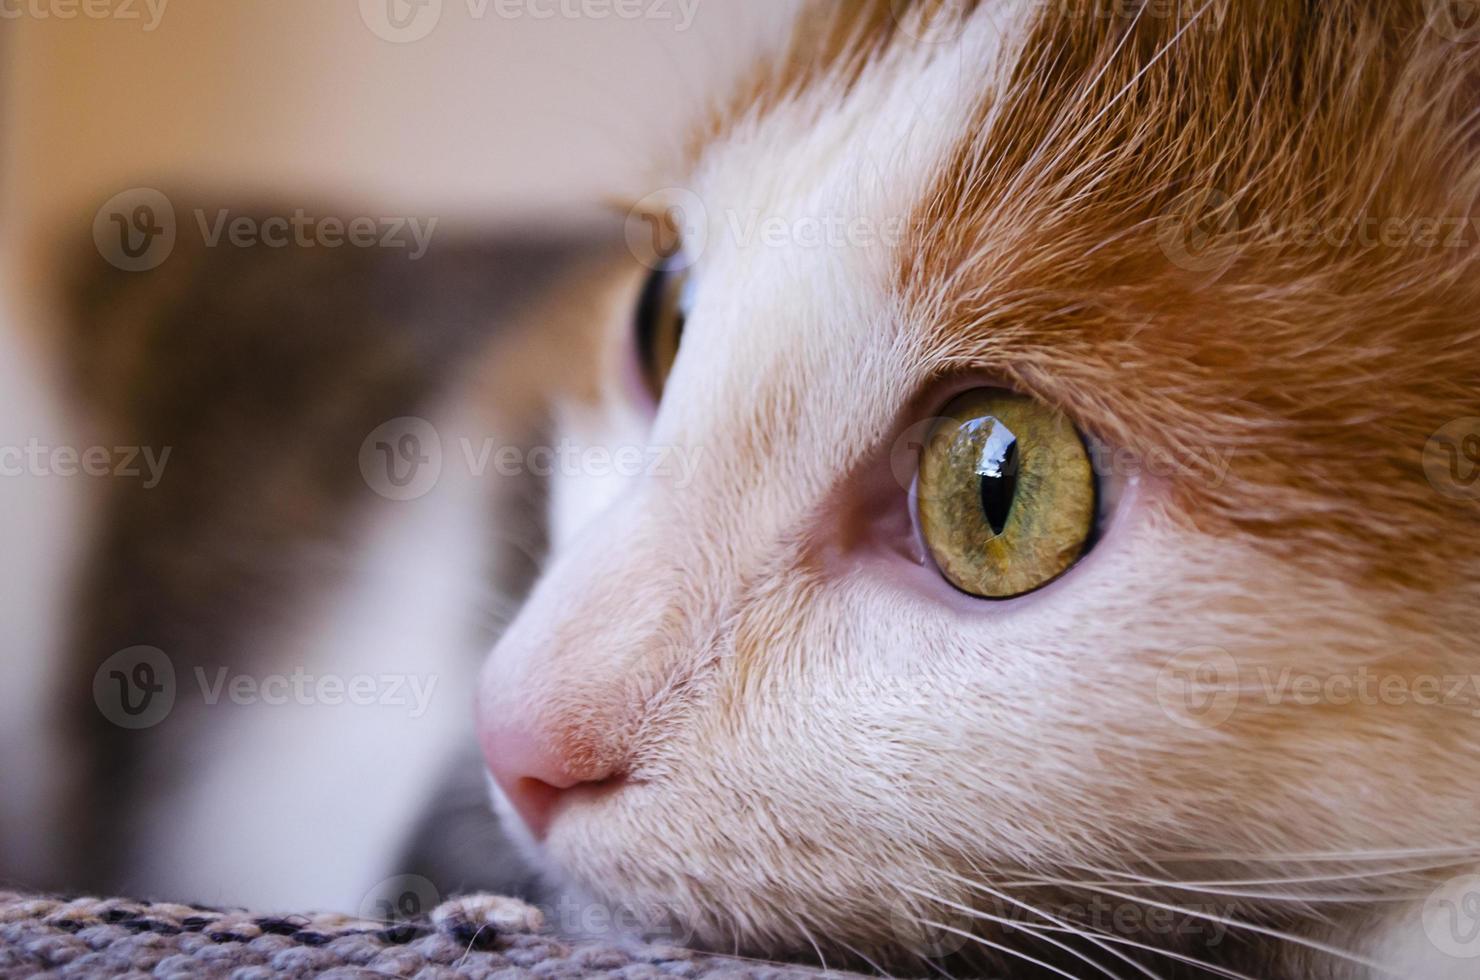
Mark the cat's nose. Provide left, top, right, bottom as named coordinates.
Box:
left=479, top=717, right=624, bottom=841
left=476, top=498, right=658, bottom=840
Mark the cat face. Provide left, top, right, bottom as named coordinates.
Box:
left=480, top=0, right=1480, bottom=971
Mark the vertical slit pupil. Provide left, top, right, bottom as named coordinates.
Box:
left=979, top=436, right=1019, bottom=537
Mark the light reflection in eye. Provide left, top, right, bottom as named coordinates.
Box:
left=973, top=417, right=1020, bottom=538
left=974, top=418, right=1018, bottom=480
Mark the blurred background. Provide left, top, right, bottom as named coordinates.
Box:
left=2, top=0, right=772, bottom=235
left=0, top=0, right=791, bottom=917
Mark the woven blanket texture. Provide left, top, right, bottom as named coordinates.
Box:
left=0, top=892, right=846, bottom=979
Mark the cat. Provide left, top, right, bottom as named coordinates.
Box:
left=473, top=1, right=1480, bottom=977
left=1, top=225, right=597, bottom=910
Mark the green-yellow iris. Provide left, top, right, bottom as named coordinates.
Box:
left=917, top=389, right=1096, bottom=599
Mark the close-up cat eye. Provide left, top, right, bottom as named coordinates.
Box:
left=916, top=389, right=1096, bottom=599
left=634, top=258, right=693, bottom=400
left=6, top=3, right=1474, bottom=978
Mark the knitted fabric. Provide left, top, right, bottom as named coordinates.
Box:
left=0, top=892, right=844, bottom=979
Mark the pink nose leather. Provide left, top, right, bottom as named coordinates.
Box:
left=480, top=721, right=621, bottom=840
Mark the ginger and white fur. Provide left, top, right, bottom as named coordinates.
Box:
left=482, top=1, right=1480, bottom=977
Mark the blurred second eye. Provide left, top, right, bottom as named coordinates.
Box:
left=633, top=259, right=693, bottom=401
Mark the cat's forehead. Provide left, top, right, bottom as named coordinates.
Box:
left=654, top=6, right=1035, bottom=446
left=688, top=4, right=1032, bottom=255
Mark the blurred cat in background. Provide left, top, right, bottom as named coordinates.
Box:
left=0, top=226, right=593, bottom=909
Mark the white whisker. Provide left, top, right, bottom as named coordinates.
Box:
left=1049, top=859, right=1459, bottom=905
left=784, top=911, right=830, bottom=975
left=1020, top=878, right=1402, bottom=977
left=953, top=876, right=1166, bottom=980
left=832, top=935, right=894, bottom=979
left=1024, top=922, right=1260, bottom=980
left=917, top=918, right=1083, bottom=980
left=897, top=883, right=1127, bottom=980
left=1140, top=846, right=1480, bottom=865
left=945, top=871, right=1267, bottom=980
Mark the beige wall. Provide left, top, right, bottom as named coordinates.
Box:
left=2, top=0, right=793, bottom=240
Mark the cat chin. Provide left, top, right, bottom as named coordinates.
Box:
left=484, top=776, right=709, bottom=950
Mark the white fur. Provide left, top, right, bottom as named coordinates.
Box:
left=134, top=399, right=495, bottom=912
left=0, top=253, right=89, bottom=889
